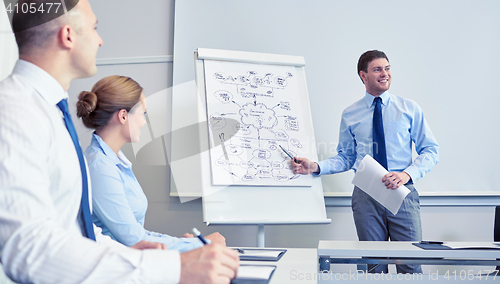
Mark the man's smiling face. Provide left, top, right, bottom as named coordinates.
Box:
left=360, top=58, right=391, bottom=96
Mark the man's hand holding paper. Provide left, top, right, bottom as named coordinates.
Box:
left=352, top=155, right=410, bottom=215
left=383, top=171, right=411, bottom=189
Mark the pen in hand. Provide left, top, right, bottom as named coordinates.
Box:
left=192, top=228, right=208, bottom=245
left=279, top=145, right=299, bottom=164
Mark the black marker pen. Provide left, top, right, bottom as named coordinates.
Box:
left=192, top=228, right=208, bottom=245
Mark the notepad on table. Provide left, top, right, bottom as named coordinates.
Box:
left=231, top=265, right=277, bottom=284
left=414, top=242, right=500, bottom=250
left=235, top=248, right=287, bottom=261
left=445, top=242, right=500, bottom=250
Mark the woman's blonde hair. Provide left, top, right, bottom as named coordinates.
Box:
left=76, top=75, right=143, bottom=129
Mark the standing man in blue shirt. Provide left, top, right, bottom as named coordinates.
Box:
left=292, top=50, right=439, bottom=274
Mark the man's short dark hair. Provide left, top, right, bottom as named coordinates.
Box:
left=12, top=0, right=80, bottom=55
left=357, top=50, right=389, bottom=82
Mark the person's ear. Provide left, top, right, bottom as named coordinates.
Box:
left=118, top=109, right=128, bottom=124
left=359, top=71, right=367, bottom=85
left=58, top=25, right=74, bottom=50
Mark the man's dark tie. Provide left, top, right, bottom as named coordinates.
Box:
left=373, top=97, right=388, bottom=170
left=57, top=99, right=96, bottom=240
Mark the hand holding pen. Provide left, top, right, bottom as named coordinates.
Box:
left=291, top=157, right=320, bottom=175
left=192, top=228, right=208, bottom=244
left=179, top=228, right=239, bottom=284
left=278, top=145, right=299, bottom=164
left=190, top=228, right=226, bottom=246
left=278, top=145, right=319, bottom=174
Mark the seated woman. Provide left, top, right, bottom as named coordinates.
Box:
left=76, top=75, right=224, bottom=252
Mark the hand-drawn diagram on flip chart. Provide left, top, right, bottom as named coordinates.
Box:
left=203, top=60, right=313, bottom=186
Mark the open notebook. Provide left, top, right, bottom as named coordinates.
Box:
left=414, top=242, right=500, bottom=250
left=231, top=265, right=276, bottom=284
left=235, top=248, right=287, bottom=261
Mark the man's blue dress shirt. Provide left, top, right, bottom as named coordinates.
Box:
left=85, top=133, right=204, bottom=252
left=316, top=92, right=439, bottom=181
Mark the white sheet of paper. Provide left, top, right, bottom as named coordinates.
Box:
left=445, top=242, right=500, bottom=250
left=239, top=249, right=283, bottom=258
left=351, top=155, right=410, bottom=215
left=236, top=265, right=276, bottom=280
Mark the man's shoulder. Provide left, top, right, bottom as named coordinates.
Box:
left=389, top=93, right=418, bottom=105
left=389, top=93, right=422, bottom=111
left=0, top=74, right=40, bottom=105
left=0, top=75, right=53, bottom=146
left=342, top=97, right=366, bottom=114
left=0, top=76, right=47, bottom=119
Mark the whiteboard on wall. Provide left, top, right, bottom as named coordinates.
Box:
left=193, top=48, right=328, bottom=225
left=172, top=0, right=500, bottom=197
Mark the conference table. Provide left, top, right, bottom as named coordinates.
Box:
left=317, top=240, right=500, bottom=283
left=241, top=241, right=500, bottom=283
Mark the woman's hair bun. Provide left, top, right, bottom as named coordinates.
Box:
left=76, top=75, right=143, bottom=130
left=76, top=91, right=97, bottom=118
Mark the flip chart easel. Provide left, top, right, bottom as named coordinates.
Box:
left=173, top=48, right=330, bottom=246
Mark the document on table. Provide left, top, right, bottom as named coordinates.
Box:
left=414, top=242, right=500, bottom=250
left=235, top=248, right=287, bottom=261
left=351, top=155, right=410, bottom=215
left=445, top=242, right=500, bottom=250
left=231, top=265, right=276, bottom=284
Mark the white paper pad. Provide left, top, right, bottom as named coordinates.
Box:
left=239, top=250, right=283, bottom=258
left=236, top=265, right=276, bottom=280
left=445, top=242, right=500, bottom=250
left=352, top=155, right=410, bottom=215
